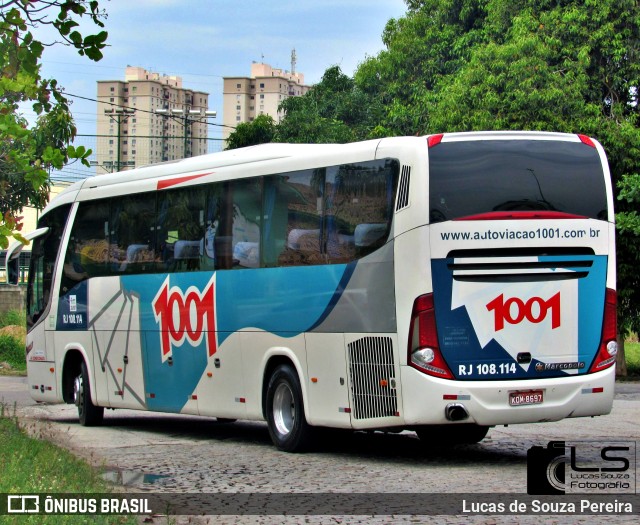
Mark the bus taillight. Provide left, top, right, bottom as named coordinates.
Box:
left=578, top=134, right=596, bottom=148
left=590, top=288, right=617, bottom=373
left=408, top=293, right=453, bottom=379
left=427, top=134, right=444, bottom=148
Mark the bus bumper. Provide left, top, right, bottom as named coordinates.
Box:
left=26, top=360, right=61, bottom=403
left=400, top=365, right=615, bottom=426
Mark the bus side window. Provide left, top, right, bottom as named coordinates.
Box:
left=110, top=193, right=157, bottom=273
left=325, top=160, right=398, bottom=263
left=156, top=187, right=205, bottom=272
left=203, top=183, right=224, bottom=270
left=277, top=169, right=324, bottom=266
left=61, top=200, right=109, bottom=294
left=261, top=176, right=292, bottom=267
left=229, top=179, right=262, bottom=269
left=29, top=204, right=71, bottom=327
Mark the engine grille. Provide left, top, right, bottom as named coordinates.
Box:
left=396, top=165, right=411, bottom=211
left=347, top=336, right=398, bottom=419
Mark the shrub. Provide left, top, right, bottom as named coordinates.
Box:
left=0, top=309, right=25, bottom=328
left=0, top=334, right=25, bottom=370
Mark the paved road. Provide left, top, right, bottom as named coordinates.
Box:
left=1, top=376, right=639, bottom=524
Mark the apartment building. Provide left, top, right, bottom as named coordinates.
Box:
left=222, top=59, right=310, bottom=142
left=96, top=67, right=210, bottom=173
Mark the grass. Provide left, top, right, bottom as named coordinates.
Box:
left=0, top=308, right=26, bottom=374
left=624, top=341, right=640, bottom=376
left=0, top=333, right=26, bottom=372
left=0, top=309, right=26, bottom=328
left=0, top=405, right=138, bottom=524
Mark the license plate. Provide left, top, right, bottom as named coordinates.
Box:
left=509, top=390, right=544, bottom=406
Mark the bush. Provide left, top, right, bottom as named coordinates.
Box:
left=625, top=342, right=640, bottom=376
left=0, top=333, right=25, bottom=371
left=0, top=309, right=25, bottom=328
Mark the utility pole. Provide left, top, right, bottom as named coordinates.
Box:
left=155, top=108, right=217, bottom=160
left=104, top=108, right=135, bottom=172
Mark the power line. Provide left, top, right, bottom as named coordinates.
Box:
left=76, top=134, right=225, bottom=141
left=64, top=92, right=236, bottom=129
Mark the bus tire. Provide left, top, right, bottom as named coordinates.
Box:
left=415, top=424, right=489, bottom=445
left=266, top=364, right=313, bottom=452
left=73, top=361, right=104, bottom=426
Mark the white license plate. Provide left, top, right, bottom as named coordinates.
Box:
left=509, top=390, right=544, bottom=406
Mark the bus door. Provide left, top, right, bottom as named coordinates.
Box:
left=87, top=277, right=147, bottom=410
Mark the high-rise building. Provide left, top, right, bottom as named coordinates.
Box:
left=222, top=55, right=310, bottom=142
left=96, top=66, right=210, bottom=173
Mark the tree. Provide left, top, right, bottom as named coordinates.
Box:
left=275, top=66, right=384, bottom=144
left=350, top=0, right=640, bottom=374
left=0, top=0, right=108, bottom=248
left=225, top=114, right=276, bottom=150
left=354, top=0, right=489, bottom=135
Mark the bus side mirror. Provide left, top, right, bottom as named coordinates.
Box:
left=6, top=254, right=20, bottom=285
left=5, top=227, right=49, bottom=285
left=5, top=239, right=26, bottom=286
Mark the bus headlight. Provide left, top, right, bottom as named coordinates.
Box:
left=606, top=340, right=618, bottom=357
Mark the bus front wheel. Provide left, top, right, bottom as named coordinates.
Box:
left=265, top=364, right=313, bottom=452
left=73, top=361, right=104, bottom=426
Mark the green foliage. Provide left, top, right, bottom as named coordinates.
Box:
left=225, top=114, right=276, bottom=150
left=274, top=0, right=640, bottom=344
left=0, top=333, right=24, bottom=371
left=625, top=341, right=640, bottom=376
left=0, top=308, right=25, bottom=327
left=0, top=413, right=137, bottom=524
left=274, top=66, right=385, bottom=144
left=0, top=1, right=106, bottom=247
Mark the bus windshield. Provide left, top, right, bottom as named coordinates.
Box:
left=428, top=140, right=609, bottom=223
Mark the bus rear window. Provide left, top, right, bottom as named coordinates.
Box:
left=428, top=140, right=608, bottom=223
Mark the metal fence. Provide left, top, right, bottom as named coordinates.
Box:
left=0, top=265, right=29, bottom=286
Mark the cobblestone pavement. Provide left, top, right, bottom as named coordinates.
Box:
left=2, top=376, right=639, bottom=525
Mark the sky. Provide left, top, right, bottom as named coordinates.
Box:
left=28, top=0, right=409, bottom=182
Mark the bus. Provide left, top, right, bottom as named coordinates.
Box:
left=6, top=131, right=617, bottom=452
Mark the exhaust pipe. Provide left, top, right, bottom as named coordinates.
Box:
left=445, top=403, right=469, bottom=422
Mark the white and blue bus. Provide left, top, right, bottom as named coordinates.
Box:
left=7, top=131, right=617, bottom=451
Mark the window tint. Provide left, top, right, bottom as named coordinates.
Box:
left=110, top=193, right=158, bottom=273
left=28, top=204, right=71, bottom=328
left=273, top=170, right=324, bottom=266
left=276, top=159, right=399, bottom=266
left=230, top=178, right=262, bottom=269
left=61, top=200, right=109, bottom=294
left=157, top=187, right=205, bottom=271
left=428, top=140, right=608, bottom=222
left=61, top=158, right=399, bottom=281
left=325, top=161, right=397, bottom=263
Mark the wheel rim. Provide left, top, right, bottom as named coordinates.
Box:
left=73, top=374, right=83, bottom=410
left=272, top=382, right=295, bottom=437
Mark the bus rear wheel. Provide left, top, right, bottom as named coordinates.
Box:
left=266, top=364, right=313, bottom=452
left=73, top=361, right=104, bottom=426
left=415, top=424, right=489, bottom=445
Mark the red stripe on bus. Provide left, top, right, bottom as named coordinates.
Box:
left=157, top=172, right=212, bottom=190
left=454, top=211, right=586, bottom=221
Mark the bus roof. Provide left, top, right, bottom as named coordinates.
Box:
left=80, top=140, right=383, bottom=191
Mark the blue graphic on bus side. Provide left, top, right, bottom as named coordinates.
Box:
left=117, top=264, right=352, bottom=413
left=57, top=280, right=88, bottom=330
